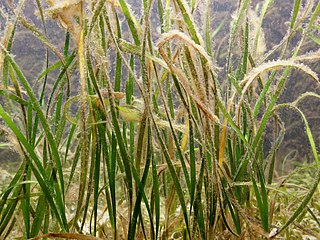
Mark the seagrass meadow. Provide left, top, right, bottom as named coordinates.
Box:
left=0, top=0, right=320, bottom=239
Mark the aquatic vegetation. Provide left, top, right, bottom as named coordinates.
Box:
left=0, top=0, right=319, bottom=239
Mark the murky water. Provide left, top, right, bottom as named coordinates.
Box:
left=0, top=0, right=319, bottom=173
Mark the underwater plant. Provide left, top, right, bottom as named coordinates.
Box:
left=0, top=0, right=319, bottom=239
